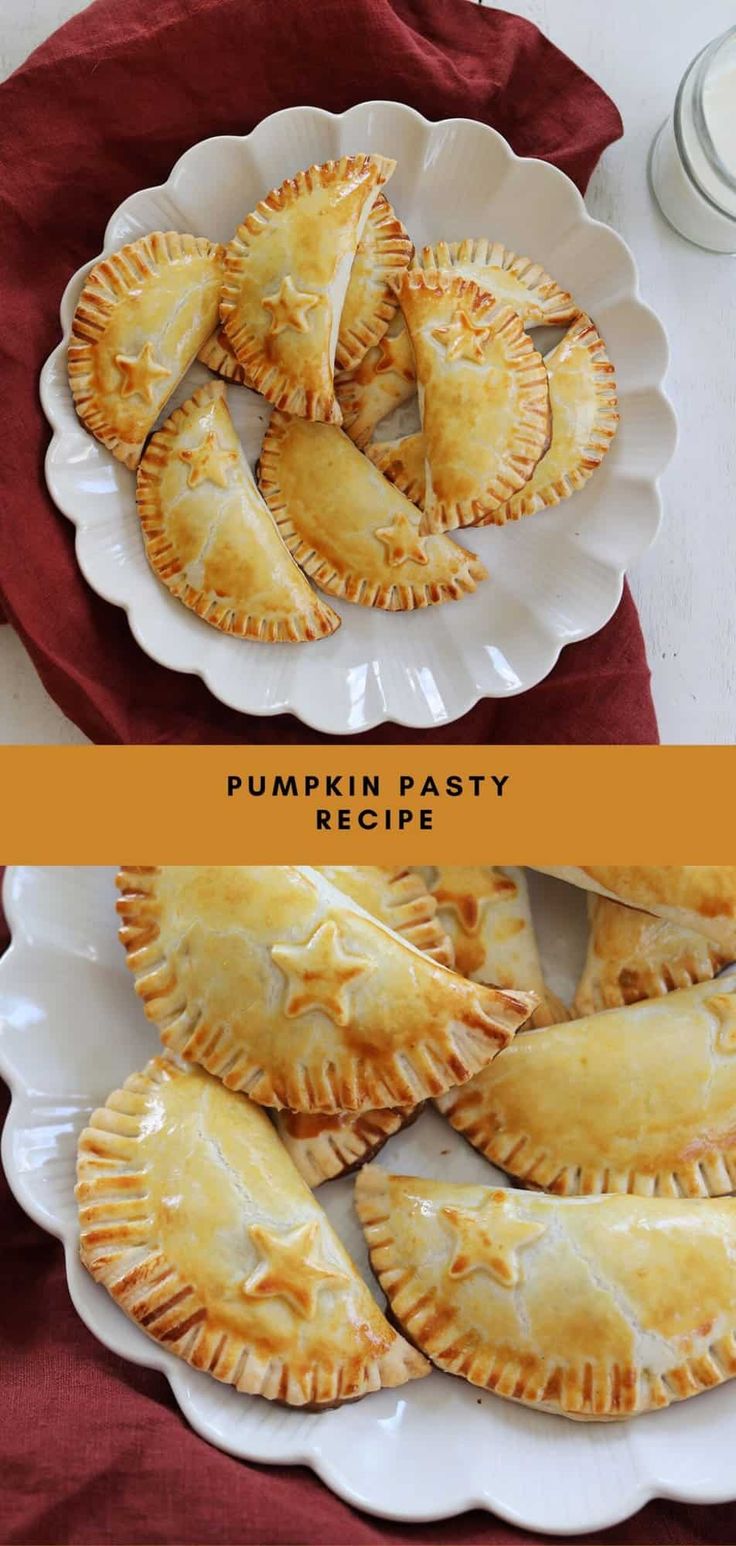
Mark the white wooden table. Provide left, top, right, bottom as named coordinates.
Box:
left=1, top=0, right=734, bottom=744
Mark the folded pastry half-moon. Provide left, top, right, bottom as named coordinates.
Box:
left=77, top=1056, right=428, bottom=1407
left=437, top=972, right=736, bottom=1197
left=275, top=1105, right=419, bottom=1188
left=400, top=270, right=550, bottom=531
left=335, top=311, right=417, bottom=448
left=415, top=867, right=568, bottom=1028
left=534, top=868, right=736, bottom=957
left=258, top=415, right=487, bottom=611
left=356, top=1167, right=736, bottom=1420
left=68, top=231, right=224, bottom=469
left=220, top=154, right=395, bottom=423
left=575, top=894, right=733, bottom=1015
left=315, top=867, right=454, bottom=967
left=136, top=381, right=339, bottom=641
left=117, top=867, right=537, bottom=1113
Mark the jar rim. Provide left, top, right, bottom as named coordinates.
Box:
left=674, top=24, right=736, bottom=221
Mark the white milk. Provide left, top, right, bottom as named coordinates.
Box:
left=650, top=26, right=736, bottom=252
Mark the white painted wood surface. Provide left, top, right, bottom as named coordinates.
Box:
left=1, top=0, right=734, bottom=744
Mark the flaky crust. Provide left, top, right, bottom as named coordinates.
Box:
left=68, top=231, right=224, bottom=469
left=575, top=895, right=731, bottom=1015
left=316, top=867, right=454, bottom=967
left=534, top=868, right=736, bottom=956
left=367, top=433, right=426, bottom=508
left=258, top=414, right=487, bottom=612
left=437, top=973, right=736, bottom=1198
left=220, top=155, right=395, bottom=422
left=416, top=240, right=577, bottom=325
left=335, top=312, right=417, bottom=448
left=356, top=1168, right=736, bottom=1420
left=135, top=381, right=339, bottom=642
left=275, top=1104, right=419, bottom=1188
left=400, top=271, right=550, bottom=532
left=77, top=1057, right=428, bottom=1407
left=335, top=194, right=413, bottom=371
left=116, top=867, right=537, bottom=1113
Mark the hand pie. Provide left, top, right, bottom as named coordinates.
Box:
left=366, top=317, right=618, bottom=522
left=200, top=195, right=412, bottom=387
left=399, top=271, right=550, bottom=531
left=437, top=973, right=736, bottom=1198
left=415, top=867, right=568, bottom=1028
left=315, top=867, right=454, bottom=966
left=77, top=1056, right=428, bottom=1407
left=117, top=866, right=537, bottom=1112
left=219, top=154, right=395, bottom=423
left=258, top=415, right=487, bottom=611
left=68, top=232, right=224, bottom=469
left=575, top=894, right=732, bottom=1015
left=356, top=1167, right=736, bottom=1420
left=275, top=1105, right=419, bottom=1188
left=335, top=311, right=417, bottom=448
left=534, top=868, right=736, bottom=956
left=136, top=381, right=339, bottom=641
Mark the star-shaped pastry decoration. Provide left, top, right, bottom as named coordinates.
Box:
left=431, top=307, right=493, bottom=364
left=114, top=341, right=172, bottom=403
left=375, top=330, right=417, bottom=380
left=375, top=510, right=428, bottom=568
left=707, top=994, right=736, bottom=1053
left=432, top=868, right=517, bottom=935
left=262, top=275, right=321, bottom=335
left=243, top=1220, right=348, bottom=1319
left=271, top=919, right=373, bottom=1025
left=442, top=1198, right=547, bottom=1288
left=179, top=431, right=239, bottom=489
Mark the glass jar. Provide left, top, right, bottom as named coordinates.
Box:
left=650, top=24, right=736, bottom=254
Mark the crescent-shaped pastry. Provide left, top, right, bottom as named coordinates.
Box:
left=355, top=1167, right=736, bottom=1420
left=415, top=867, right=568, bottom=1028
left=534, top=868, right=736, bottom=957
left=77, top=1056, right=428, bottom=1407
left=399, top=271, right=550, bottom=532
left=135, top=382, right=339, bottom=641
left=335, top=311, right=417, bottom=447
left=575, top=895, right=732, bottom=1015
left=219, top=155, right=395, bottom=423
left=275, top=1105, right=419, bottom=1188
left=436, top=972, right=736, bottom=1197
left=258, top=415, right=487, bottom=611
left=315, top=867, right=454, bottom=966
left=68, top=231, right=224, bottom=469
left=116, top=866, right=537, bottom=1113
left=367, top=432, right=426, bottom=508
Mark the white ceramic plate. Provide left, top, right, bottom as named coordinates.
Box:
left=4, top=866, right=736, bottom=1534
left=40, top=103, right=677, bottom=736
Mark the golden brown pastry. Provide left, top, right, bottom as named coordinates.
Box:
left=68, top=232, right=224, bottom=468
left=219, top=155, right=395, bottom=423
left=315, top=867, right=454, bottom=966
left=534, top=868, right=736, bottom=956
left=356, top=1167, right=736, bottom=1420
left=258, top=415, right=487, bottom=611
left=136, top=381, right=339, bottom=641
left=575, top=894, right=732, bottom=1014
left=416, top=867, right=567, bottom=1028
left=399, top=270, right=550, bottom=531
left=117, top=866, right=537, bottom=1113
left=437, top=973, right=736, bottom=1197
left=275, top=1105, right=418, bottom=1188
left=335, top=311, right=417, bottom=448
left=366, top=432, right=425, bottom=508
left=77, top=1056, right=428, bottom=1407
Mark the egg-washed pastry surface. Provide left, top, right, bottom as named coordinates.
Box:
left=399, top=270, right=550, bottom=532
left=276, top=1105, right=419, bottom=1188
left=437, top=973, right=736, bottom=1198
left=117, top=866, right=536, bottom=1113
left=315, top=867, right=453, bottom=966
left=575, top=894, right=733, bottom=1014
left=355, top=1168, right=736, bottom=1420
left=68, top=232, right=224, bottom=469
left=219, top=154, right=395, bottom=424
left=77, top=1057, right=428, bottom=1407
left=136, top=382, right=339, bottom=641
left=535, top=868, right=736, bottom=956
left=258, top=415, right=487, bottom=610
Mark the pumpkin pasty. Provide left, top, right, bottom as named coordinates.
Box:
left=275, top=1105, right=419, bottom=1188
left=534, top=868, right=736, bottom=957
left=117, top=866, right=537, bottom=1113
left=399, top=271, right=550, bottom=532
left=77, top=1056, right=428, bottom=1407
left=68, top=231, right=224, bottom=469
left=335, top=311, right=417, bottom=448
left=415, top=240, right=577, bottom=326
left=367, top=432, right=426, bottom=509
left=415, top=867, right=568, bottom=1028
left=219, top=155, right=395, bottom=423
left=437, top=972, right=736, bottom=1198
left=136, top=382, right=339, bottom=641
left=575, top=894, right=733, bottom=1015
left=258, top=415, right=487, bottom=611
left=316, top=867, right=454, bottom=966
left=356, top=1168, right=736, bottom=1420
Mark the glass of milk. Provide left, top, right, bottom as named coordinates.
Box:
left=650, top=24, right=736, bottom=253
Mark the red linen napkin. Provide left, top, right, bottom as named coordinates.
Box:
left=0, top=0, right=658, bottom=745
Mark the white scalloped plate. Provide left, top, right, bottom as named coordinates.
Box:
left=39, top=103, right=677, bottom=735
left=4, top=867, right=736, bottom=1533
